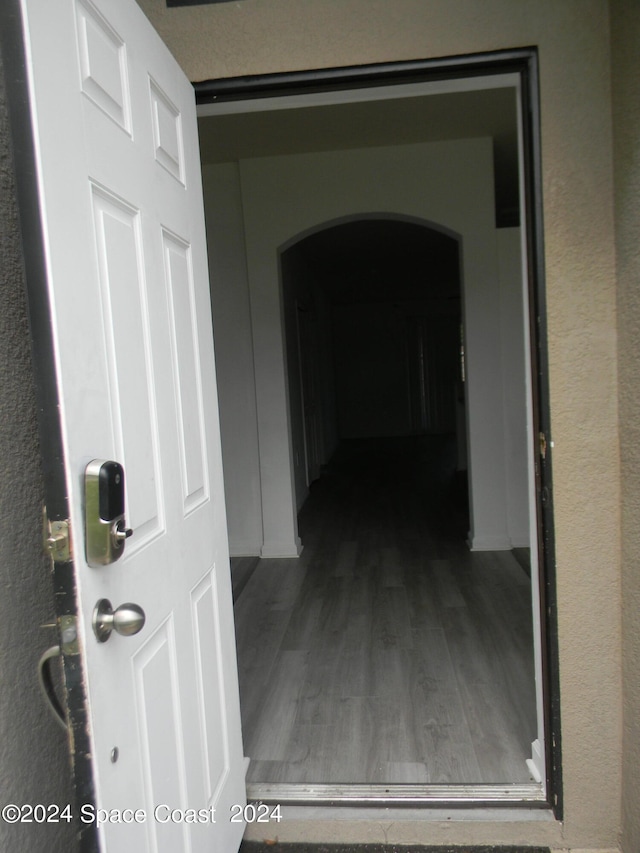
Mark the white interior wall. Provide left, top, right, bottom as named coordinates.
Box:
left=460, top=227, right=509, bottom=549
left=202, top=163, right=263, bottom=556
left=498, top=227, right=531, bottom=548
left=213, top=136, right=517, bottom=555
left=280, top=250, right=312, bottom=512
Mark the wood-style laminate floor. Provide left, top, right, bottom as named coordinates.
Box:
left=233, top=436, right=537, bottom=785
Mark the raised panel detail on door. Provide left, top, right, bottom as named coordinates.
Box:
left=150, top=78, right=184, bottom=184
left=75, top=0, right=131, bottom=133
left=162, top=229, right=208, bottom=513
left=191, top=569, right=230, bottom=801
left=91, top=184, right=164, bottom=545
left=134, top=620, right=188, bottom=853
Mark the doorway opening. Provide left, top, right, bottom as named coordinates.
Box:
left=281, top=218, right=464, bottom=514
left=230, top=216, right=537, bottom=789
left=197, top=52, right=559, bottom=809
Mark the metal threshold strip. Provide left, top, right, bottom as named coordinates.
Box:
left=246, top=782, right=547, bottom=807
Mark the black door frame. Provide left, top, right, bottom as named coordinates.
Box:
left=194, top=48, right=562, bottom=818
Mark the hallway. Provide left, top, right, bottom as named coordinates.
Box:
left=233, top=436, right=537, bottom=786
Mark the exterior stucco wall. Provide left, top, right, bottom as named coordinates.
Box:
left=611, top=3, right=640, bottom=853
left=0, top=49, right=76, bottom=853
left=134, top=1, right=622, bottom=850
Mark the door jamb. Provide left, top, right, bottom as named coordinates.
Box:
left=194, top=48, right=562, bottom=818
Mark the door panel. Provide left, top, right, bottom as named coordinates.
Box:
left=19, top=0, right=246, bottom=850
left=91, top=184, right=165, bottom=542
left=163, top=229, right=209, bottom=509
left=134, top=622, right=187, bottom=853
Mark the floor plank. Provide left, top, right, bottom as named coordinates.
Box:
left=234, top=435, right=537, bottom=785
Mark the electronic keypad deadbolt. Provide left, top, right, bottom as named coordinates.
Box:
left=84, top=460, right=133, bottom=567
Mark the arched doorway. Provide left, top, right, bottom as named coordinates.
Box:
left=280, top=217, right=465, bottom=515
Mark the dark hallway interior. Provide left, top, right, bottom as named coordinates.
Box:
left=281, top=218, right=465, bottom=511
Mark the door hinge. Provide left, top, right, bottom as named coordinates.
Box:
left=42, top=508, right=72, bottom=563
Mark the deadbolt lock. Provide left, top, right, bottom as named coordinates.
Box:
left=84, top=460, right=133, bottom=567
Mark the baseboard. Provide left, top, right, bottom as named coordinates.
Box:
left=260, top=538, right=303, bottom=558
left=467, top=533, right=512, bottom=551
left=526, top=738, right=544, bottom=783
left=229, top=541, right=263, bottom=557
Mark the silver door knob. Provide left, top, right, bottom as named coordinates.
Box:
left=92, top=598, right=146, bottom=643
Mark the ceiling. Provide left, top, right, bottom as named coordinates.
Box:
left=197, top=86, right=520, bottom=225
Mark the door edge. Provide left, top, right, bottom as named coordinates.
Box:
left=0, top=3, right=100, bottom=850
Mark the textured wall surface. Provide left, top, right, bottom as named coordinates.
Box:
left=0, top=49, right=76, bottom=853
left=611, top=2, right=640, bottom=852
left=134, top=1, right=623, bottom=850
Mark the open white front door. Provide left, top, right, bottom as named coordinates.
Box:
left=19, top=0, right=246, bottom=849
